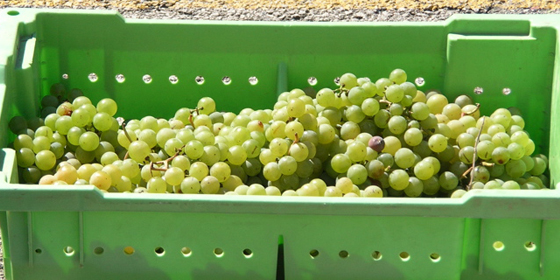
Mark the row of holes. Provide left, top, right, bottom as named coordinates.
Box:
left=37, top=246, right=253, bottom=258
left=309, top=250, right=437, bottom=262
left=71, top=73, right=426, bottom=87
left=65, top=73, right=511, bottom=95
left=493, top=241, right=536, bottom=251
left=309, top=241, right=537, bottom=262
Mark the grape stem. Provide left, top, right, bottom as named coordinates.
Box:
left=121, top=121, right=132, bottom=143
left=462, top=103, right=481, bottom=117
left=466, top=116, right=485, bottom=190
left=149, top=144, right=187, bottom=173
left=287, top=133, right=300, bottom=156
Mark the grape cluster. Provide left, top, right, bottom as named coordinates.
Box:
left=10, top=69, right=549, bottom=198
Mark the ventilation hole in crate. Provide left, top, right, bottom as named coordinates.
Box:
left=214, top=248, right=224, bottom=257
left=502, top=88, right=511, bottom=95
left=195, top=76, right=205, bottom=85
left=222, top=76, right=232, bottom=85
left=308, top=77, right=318, bottom=86
left=415, top=77, right=425, bottom=86
left=524, top=241, right=536, bottom=251
left=181, top=247, right=192, bottom=257
left=169, top=75, right=179, bottom=84
left=339, top=250, right=349, bottom=258
left=248, top=76, right=258, bottom=85
left=62, top=73, right=69, bottom=80
left=8, top=10, right=19, bottom=16
left=94, top=247, right=104, bottom=255
left=88, top=73, right=98, bottom=82
left=243, top=249, right=253, bottom=258
left=493, top=241, right=505, bottom=251
left=63, top=246, right=75, bottom=256
left=334, top=77, right=341, bottom=86
left=143, top=74, right=152, bottom=84
left=35, top=248, right=42, bottom=254
left=474, top=87, right=483, bottom=95
left=309, top=249, right=319, bottom=259
left=115, top=74, right=125, bottom=83
left=430, top=253, right=441, bottom=262
left=124, top=246, right=135, bottom=255
left=372, top=251, right=382, bottom=261
left=399, top=252, right=410, bottom=261
left=155, top=247, right=165, bottom=256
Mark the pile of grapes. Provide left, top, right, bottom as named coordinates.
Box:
left=10, top=69, right=549, bottom=198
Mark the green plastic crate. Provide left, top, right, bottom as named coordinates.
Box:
left=1, top=8, right=560, bottom=280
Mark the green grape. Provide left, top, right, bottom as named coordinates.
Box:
left=428, top=134, right=447, bottom=153
left=345, top=105, right=366, bottom=123
left=347, top=87, right=367, bottom=105
left=505, top=160, right=526, bottom=178
left=185, top=140, right=204, bottom=159
left=50, top=142, right=65, bottom=159
left=324, top=186, right=343, bottom=197
left=524, top=139, right=535, bottom=156
left=404, top=177, right=423, bottom=197
left=459, top=116, right=477, bottom=129
left=200, top=176, right=220, bottom=194
left=530, top=157, right=547, bottom=176
left=316, top=88, right=336, bottom=107
left=55, top=116, right=73, bottom=135
left=79, top=132, right=100, bottom=152
left=346, top=141, right=367, bottom=163
left=507, top=142, right=525, bottom=160
left=285, top=121, right=304, bottom=141
left=340, top=73, right=358, bottom=89
left=388, top=116, right=407, bottom=135
left=155, top=128, right=176, bottom=148
left=17, top=148, right=35, bottom=168
left=492, top=132, right=511, bottom=147
left=501, top=180, right=520, bottom=190
left=521, top=156, right=535, bottom=172
left=259, top=148, right=276, bottom=165
left=331, top=154, right=352, bottom=173
left=385, top=85, right=404, bottom=103
left=242, top=139, right=260, bottom=158
left=14, top=134, right=33, bottom=150
left=296, top=159, right=315, bottom=178
left=394, top=148, right=415, bottom=169
left=456, top=133, right=475, bottom=148
left=35, top=150, right=56, bottom=171
left=423, top=156, right=441, bottom=174
left=426, top=94, right=448, bottom=114
left=200, top=145, right=220, bottom=166
left=263, top=162, right=282, bottom=181
left=163, top=167, right=184, bottom=186
left=388, top=170, right=409, bottom=191
left=471, top=166, right=490, bottom=183
left=366, top=160, right=385, bottom=179
left=318, top=124, right=336, bottom=144
left=278, top=156, right=297, bottom=175
left=95, top=98, right=117, bottom=116
left=362, top=185, right=383, bottom=198
left=227, top=145, right=247, bottom=165
left=411, top=102, right=430, bottom=120
left=347, top=164, right=367, bottom=185
left=138, top=129, right=157, bottom=148
left=439, top=171, right=458, bottom=191
left=492, top=146, right=510, bottom=165
left=484, top=180, right=502, bottom=189
left=419, top=114, right=437, bottom=130
left=510, top=115, right=525, bottom=129
left=414, top=160, right=434, bottom=180
left=458, top=146, right=476, bottom=164
left=487, top=124, right=506, bottom=136
left=146, top=177, right=167, bottom=193
left=128, top=140, right=151, bottom=163
left=336, top=177, right=354, bottom=194
left=189, top=162, right=209, bottom=181
left=297, top=184, right=320, bottom=196
left=377, top=153, right=394, bottom=168
left=476, top=140, right=495, bottom=160
left=361, top=98, right=380, bottom=117
left=434, top=123, right=451, bottom=138
left=195, top=130, right=215, bottom=146
left=422, top=176, right=440, bottom=195
left=447, top=120, right=465, bottom=139
left=32, top=136, right=51, bottom=153
left=287, top=98, right=305, bottom=118
left=442, top=103, right=462, bottom=120
left=91, top=112, right=112, bottom=132
left=164, top=138, right=184, bottom=156
left=382, top=136, right=401, bottom=156
left=374, top=109, right=391, bottom=128
left=404, top=128, right=423, bottom=147
left=389, top=68, right=407, bottom=84
left=197, top=97, right=216, bottom=115
left=361, top=81, right=378, bottom=97
left=321, top=107, right=342, bottom=126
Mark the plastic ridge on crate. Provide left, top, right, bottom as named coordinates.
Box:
left=1, top=8, right=560, bottom=280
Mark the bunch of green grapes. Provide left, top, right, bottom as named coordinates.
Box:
left=10, top=69, right=549, bottom=198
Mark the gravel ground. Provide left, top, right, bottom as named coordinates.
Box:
left=0, top=2, right=559, bottom=280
